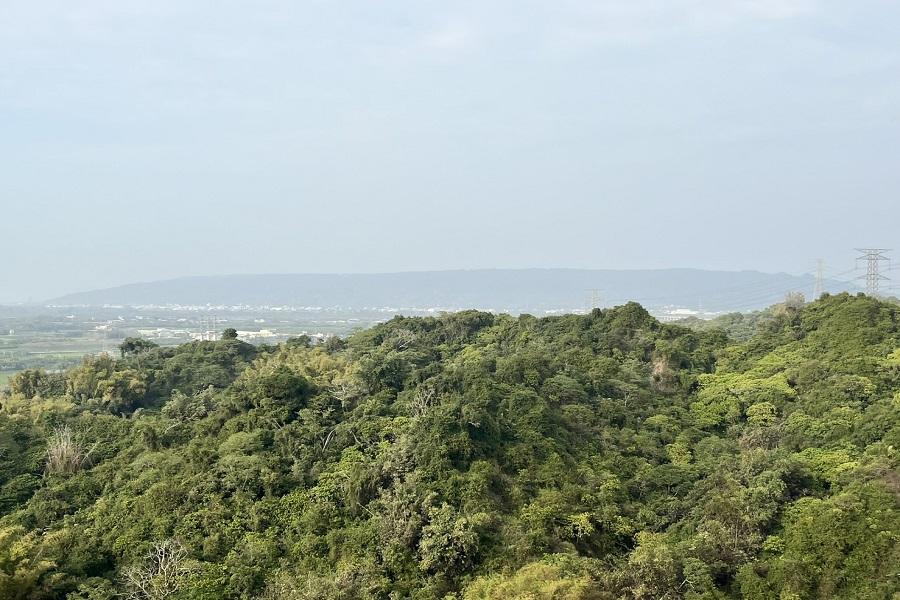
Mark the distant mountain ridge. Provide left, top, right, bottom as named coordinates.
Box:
left=48, top=269, right=856, bottom=313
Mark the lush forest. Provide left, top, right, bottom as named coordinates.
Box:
left=0, top=293, right=898, bottom=599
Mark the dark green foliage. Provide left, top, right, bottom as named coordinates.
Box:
left=0, top=294, right=897, bottom=598
left=8, top=369, right=66, bottom=399
left=118, top=337, right=159, bottom=359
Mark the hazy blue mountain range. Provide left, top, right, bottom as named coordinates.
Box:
left=47, top=269, right=856, bottom=313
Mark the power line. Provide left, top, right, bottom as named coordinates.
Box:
left=707, top=266, right=861, bottom=312
left=630, top=265, right=858, bottom=306
left=855, top=248, right=891, bottom=296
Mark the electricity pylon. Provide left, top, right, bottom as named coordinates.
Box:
left=814, top=258, right=824, bottom=298
left=855, top=249, right=891, bottom=295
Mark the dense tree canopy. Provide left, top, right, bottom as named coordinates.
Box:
left=0, top=294, right=897, bottom=598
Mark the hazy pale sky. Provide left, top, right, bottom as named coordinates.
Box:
left=2, top=0, right=898, bottom=301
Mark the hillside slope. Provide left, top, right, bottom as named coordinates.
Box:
left=0, top=293, right=897, bottom=599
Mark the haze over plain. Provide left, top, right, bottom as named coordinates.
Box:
left=2, top=0, right=898, bottom=302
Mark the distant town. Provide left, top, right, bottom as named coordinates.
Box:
left=0, top=301, right=723, bottom=389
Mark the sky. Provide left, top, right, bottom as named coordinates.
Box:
left=1, top=0, right=899, bottom=302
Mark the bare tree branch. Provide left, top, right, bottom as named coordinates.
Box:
left=121, top=539, right=192, bottom=600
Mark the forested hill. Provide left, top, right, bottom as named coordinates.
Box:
left=1, top=293, right=898, bottom=599
left=48, top=268, right=852, bottom=312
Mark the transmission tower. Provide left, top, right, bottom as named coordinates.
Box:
left=855, top=249, right=891, bottom=295
left=586, top=289, right=603, bottom=311
left=199, top=315, right=219, bottom=341
left=814, top=258, right=824, bottom=298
